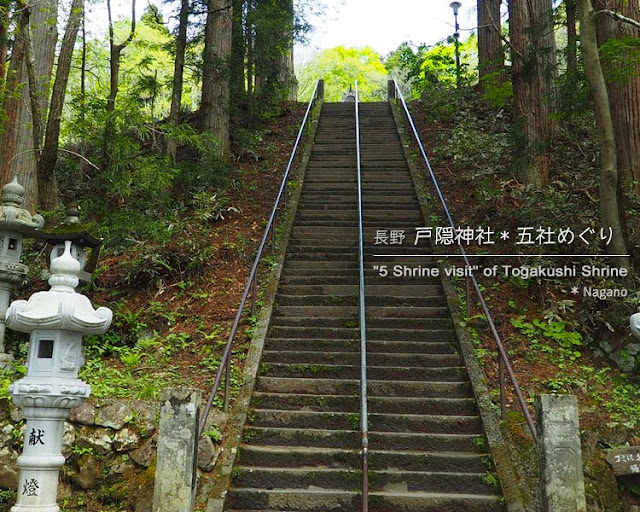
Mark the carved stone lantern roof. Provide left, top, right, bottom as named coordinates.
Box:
left=632, top=312, right=640, bottom=340
left=0, top=177, right=45, bottom=232
left=6, top=241, right=112, bottom=335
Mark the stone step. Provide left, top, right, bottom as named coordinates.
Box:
left=275, top=294, right=447, bottom=307
left=277, top=284, right=443, bottom=297
left=261, top=350, right=462, bottom=368
left=255, top=377, right=473, bottom=399
left=231, top=467, right=497, bottom=495
left=267, top=326, right=456, bottom=342
left=250, top=409, right=483, bottom=435
left=269, top=316, right=453, bottom=329
left=225, top=489, right=503, bottom=512
left=239, top=427, right=485, bottom=453
left=250, top=393, right=478, bottom=417
left=261, top=363, right=468, bottom=382
left=237, top=445, right=490, bottom=473
left=264, top=338, right=458, bottom=355
left=271, top=306, right=448, bottom=318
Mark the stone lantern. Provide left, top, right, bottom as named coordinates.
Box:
left=7, top=240, right=112, bottom=512
left=632, top=311, right=640, bottom=341
left=0, top=177, right=45, bottom=367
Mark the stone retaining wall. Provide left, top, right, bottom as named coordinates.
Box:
left=0, top=398, right=224, bottom=511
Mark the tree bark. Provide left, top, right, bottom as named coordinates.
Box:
left=0, top=0, right=57, bottom=211
left=253, top=0, right=296, bottom=101
left=566, top=0, right=578, bottom=77
left=508, top=0, right=552, bottom=187
left=578, top=0, right=629, bottom=266
left=167, top=0, right=189, bottom=159
left=246, top=0, right=254, bottom=100
left=277, top=0, right=297, bottom=101
left=200, top=0, right=232, bottom=158
left=38, top=0, right=83, bottom=210
left=477, top=0, right=505, bottom=88
left=230, top=0, right=246, bottom=110
left=103, top=0, right=135, bottom=174
left=0, top=0, right=9, bottom=86
left=593, top=0, right=640, bottom=195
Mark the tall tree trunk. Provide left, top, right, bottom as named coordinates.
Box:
left=508, top=0, right=552, bottom=187
left=594, top=0, right=640, bottom=195
left=167, top=0, right=189, bottom=159
left=477, top=0, right=506, bottom=89
left=38, top=0, right=83, bottom=209
left=103, top=0, right=135, bottom=174
left=0, top=8, right=25, bottom=168
left=277, top=0, right=297, bottom=101
left=578, top=0, right=629, bottom=266
left=246, top=0, right=254, bottom=101
left=80, top=6, right=86, bottom=125
left=230, top=0, right=246, bottom=111
left=0, top=0, right=57, bottom=211
left=253, top=0, right=296, bottom=101
left=0, top=0, right=9, bottom=86
left=200, top=0, right=232, bottom=158
left=566, top=0, right=578, bottom=77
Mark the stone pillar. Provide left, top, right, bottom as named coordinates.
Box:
left=317, top=80, right=324, bottom=102
left=536, top=394, right=587, bottom=512
left=388, top=80, right=396, bottom=101
left=7, top=241, right=112, bottom=512
left=153, top=387, right=201, bottom=512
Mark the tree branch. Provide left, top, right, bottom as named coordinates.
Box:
left=486, top=3, right=524, bottom=60
left=595, top=9, right=640, bottom=30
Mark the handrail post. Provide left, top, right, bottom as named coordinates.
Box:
left=224, top=355, right=231, bottom=412
left=499, top=354, right=506, bottom=419
left=317, top=80, right=324, bottom=102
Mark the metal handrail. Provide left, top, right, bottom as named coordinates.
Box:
left=390, top=80, right=538, bottom=443
left=198, top=80, right=323, bottom=435
left=354, top=82, right=370, bottom=512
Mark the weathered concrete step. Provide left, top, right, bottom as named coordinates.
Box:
left=277, top=284, right=443, bottom=297
left=236, top=445, right=489, bottom=473
left=279, top=275, right=443, bottom=286
left=272, top=305, right=449, bottom=318
left=227, top=492, right=503, bottom=512
left=281, top=260, right=436, bottom=271
left=240, top=427, right=485, bottom=453
left=261, top=363, right=467, bottom=382
left=261, top=350, right=462, bottom=368
left=268, top=326, right=456, bottom=342
left=250, top=410, right=482, bottom=434
left=265, top=338, right=457, bottom=355
left=224, top=488, right=358, bottom=512
left=232, top=467, right=497, bottom=495
left=225, top=489, right=503, bottom=512
left=250, top=393, right=477, bottom=416
left=270, top=316, right=453, bottom=330
left=256, top=377, right=472, bottom=399
left=276, top=295, right=446, bottom=307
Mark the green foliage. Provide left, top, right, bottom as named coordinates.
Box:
left=297, top=46, right=388, bottom=101
left=511, top=316, right=583, bottom=363
left=599, top=36, right=640, bottom=85
left=0, top=365, right=26, bottom=400
left=385, top=37, right=477, bottom=96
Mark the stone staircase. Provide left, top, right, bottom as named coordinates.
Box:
left=222, top=102, right=505, bottom=511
